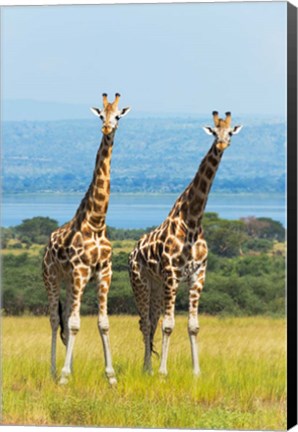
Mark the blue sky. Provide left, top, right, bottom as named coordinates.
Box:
left=2, top=2, right=287, bottom=116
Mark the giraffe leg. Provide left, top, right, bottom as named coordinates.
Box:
left=149, top=281, right=163, bottom=356
left=129, top=259, right=152, bottom=373
left=137, top=286, right=151, bottom=373
left=43, top=261, right=60, bottom=380
left=64, top=280, right=73, bottom=372
left=159, top=275, right=178, bottom=376
left=188, top=262, right=207, bottom=376
left=51, top=326, right=58, bottom=379
left=59, top=266, right=90, bottom=385
left=96, top=263, right=117, bottom=386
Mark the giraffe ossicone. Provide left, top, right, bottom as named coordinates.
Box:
left=43, top=92, right=130, bottom=386
left=129, top=111, right=242, bottom=376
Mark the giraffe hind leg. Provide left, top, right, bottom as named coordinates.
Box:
left=60, top=280, right=74, bottom=372
left=43, top=262, right=61, bottom=380
left=58, top=300, right=67, bottom=346
left=149, top=280, right=163, bottom=359
left=129, top=259, right=152, bottom=373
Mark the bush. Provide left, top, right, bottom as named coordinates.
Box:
left=1, top=227, right=15, bottom=249
left=242, top=238, right=273, bottom=253
left=235, top=255, right=283, bottom=277
left=113, top=252, right=130, bottom=272
left=15, top=217, right=59, bottom=244
left=21, top=236, right=33, bottom=249
left=200, top=291, right=239, bottom=315
left=241, top=216, right=285, bottom=241
left=10, top=241, right=23, bottom=249
left=203, top=217, right=248, bottom=257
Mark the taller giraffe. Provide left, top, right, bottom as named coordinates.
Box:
left=129, top=111, right=242, bottom=375
left=43, top=93, right=130, bottom=385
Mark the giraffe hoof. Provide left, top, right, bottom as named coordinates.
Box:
left=59, top=375, right=69, bottom=385
left=143, top=366, right=153, bottom=376
left=108, top=377, right=117, bottom=387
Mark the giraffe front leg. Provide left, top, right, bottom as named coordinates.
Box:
left=59, top=266, right=90, bottom=385
left=188, top=263, right=207, bottom=376
left=97, top=263, right=117, bottom=386
left=159, top=274, right=178, bottom=376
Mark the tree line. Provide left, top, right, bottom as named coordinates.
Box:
left=1, top=215, right=285, bottom=316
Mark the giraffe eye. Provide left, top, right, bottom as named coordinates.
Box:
left=115, top=116, right=120, bottom=121
left=100, top=115, right=104, bottom=120
left=228, top=132, right=233, bottom=137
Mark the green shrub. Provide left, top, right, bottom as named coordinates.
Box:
left=200, top=291, right=239, bottom=315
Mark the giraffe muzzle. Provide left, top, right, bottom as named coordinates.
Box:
left=216, top=141, right=229, bottom=151
left=102, top=125, right=113, bottom=135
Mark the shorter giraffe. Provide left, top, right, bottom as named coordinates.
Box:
left=129, top=111, right=242, bottom=375
left=43, top=93, right=130, bottom=385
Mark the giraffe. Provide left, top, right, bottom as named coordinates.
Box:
left=43, top=93, right=130, bottom=385
left=129, top=111, right=242, bottom=376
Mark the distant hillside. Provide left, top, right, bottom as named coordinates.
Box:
left=2, top=118, right=286, bottom=194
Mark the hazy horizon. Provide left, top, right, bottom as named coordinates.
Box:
left=2, top=98, right=287, bottom=122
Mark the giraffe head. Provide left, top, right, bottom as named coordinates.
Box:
left=203, top=111, right=243, bottom=151
left=90, top=93, right=131, bottom=135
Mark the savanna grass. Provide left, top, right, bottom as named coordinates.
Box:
left=2, top=315, right=286, bottom=429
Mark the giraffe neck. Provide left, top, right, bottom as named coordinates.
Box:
left=75, top=131, right=115, bottom=231
left=171, top=141, right=223, bottom=228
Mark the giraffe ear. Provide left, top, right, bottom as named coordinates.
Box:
left=203, top=126, right=214, bottom=135
left=90, top=107, right=102, bottom=117
left=231, top=125, right=243, bottom=135
left=119, top=107, right=131, bottom=118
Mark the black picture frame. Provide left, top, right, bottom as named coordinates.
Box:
left=287, top=2, right=298, bottom=430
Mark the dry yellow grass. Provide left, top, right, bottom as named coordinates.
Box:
left=269, top=241, right=286, bottom=257
left=111, top=239, right=136, bottom=253
left=1, top=243, right=44, bottom=256
left=2, top=315, right=286, bottom=429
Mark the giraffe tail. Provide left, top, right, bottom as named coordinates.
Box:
left=150, top=341, right=160, bottom=359
left=58, top=300, right=67, bottom=346
left=150, top=325, right=160, bottom=358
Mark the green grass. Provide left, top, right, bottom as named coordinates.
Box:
left=2, top=315, right=286, bottom=429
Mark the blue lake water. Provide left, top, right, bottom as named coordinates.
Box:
left=1, top=192, right=286, bottom=228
